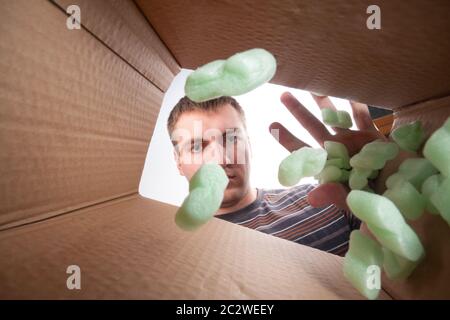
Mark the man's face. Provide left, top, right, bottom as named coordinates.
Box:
left=171, top=104, right=251, bottom=209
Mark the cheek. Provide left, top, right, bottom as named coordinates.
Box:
left=234, top=143, right=251, bottom=180
left=180, top=163, right=201, bottom=180
left=236, top=164, right=251, bottom=182
left=234, top=140, right=251, bottom=165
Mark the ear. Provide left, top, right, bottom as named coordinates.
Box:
left=173, top=149, right=185, bottom=176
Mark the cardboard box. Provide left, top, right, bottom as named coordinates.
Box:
left=0, top=0, right=449, bottom=299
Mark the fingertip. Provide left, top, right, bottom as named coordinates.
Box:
left=269, top=121, right=280, bottom=129
left=307, top=187, right=324, bottom=208
left=310, top=91, right=327, bottom=98
left=307, top=193, right=319, bottom=208
left=280, top=91, right=292, bottom=103
left=269, top=122, right=281, bottom=134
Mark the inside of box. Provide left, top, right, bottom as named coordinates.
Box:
left=1, top=0, right=449, bottom=299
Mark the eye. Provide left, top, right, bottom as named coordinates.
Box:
left=226, top=134, right=238, bottom=144
left=191, top=140, right=203, bottom=153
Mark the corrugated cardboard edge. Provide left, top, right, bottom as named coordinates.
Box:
left=393, top=94, right=450, bottom=136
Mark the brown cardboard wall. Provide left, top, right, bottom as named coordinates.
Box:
left=0, top=194, right=386, bottom=299
left=136, top=0, right=450, bottom=109
left=53, top=0, right=179, bottom=91
left=0, top=0, right=178, bottom=229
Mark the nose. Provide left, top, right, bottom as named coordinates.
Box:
left=204, top=140, right=237, bottom=167
left=223, top=142, right=234, bottom=166
left=203, top=140, right=226, bottom=165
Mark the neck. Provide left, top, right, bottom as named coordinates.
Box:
left=215, top=187, right=258, bottom=216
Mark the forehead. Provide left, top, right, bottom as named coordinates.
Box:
left=173, top=104, right=245, bottom=134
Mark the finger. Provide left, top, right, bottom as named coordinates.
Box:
left=269, top=122, right=310, bottom=152
left=311, top=93, right=348, bottom=134
left=307, top=183, right=350, bottom=212
left=280, top=92, right=331, bottom=146
left=311, top=94, right=337, bottom=111
left=349, top=101, right=379, bottom=133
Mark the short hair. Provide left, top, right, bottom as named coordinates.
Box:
left=167, top=96, right=247, bottom=137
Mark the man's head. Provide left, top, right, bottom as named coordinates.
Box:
left=167, top=96, right=252, bottom=209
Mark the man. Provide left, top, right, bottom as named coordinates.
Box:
left=167, top=92, right=384, bottom=256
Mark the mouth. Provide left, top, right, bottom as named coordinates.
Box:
left=226, top=174, right=236, bottom=187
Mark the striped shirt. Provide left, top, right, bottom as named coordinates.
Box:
left=216, top=184, right=361, bottom=256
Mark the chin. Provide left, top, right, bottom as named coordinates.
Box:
left=221, top=187, right=244, bottom=208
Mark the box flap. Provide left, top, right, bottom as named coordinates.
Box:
left=136, top=0, right=450, bottom=109
left=0, top=0, right=170, bottom=228
left=0, top=195, right=391, bottom=299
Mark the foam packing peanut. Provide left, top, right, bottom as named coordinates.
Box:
left=349, top=167, right=373, bottom=190
left=324, top=141, right=350, bottom=169
left=315, top=165, right=349, bottom=184
left=325, top=158, right=346, bottom=168
left=423, top=117, right=450, bottom=177
left=391, top=120, right=425, bottom=152
left=385, top=173, right=404, bottom=189
left=421, top=174, right=444, bottom=215
left=278, top=147, right=327, bottom=187
left=175, top=164, right=228, bottom=231
left=350, top=141, right=399, bottom=170
left=184, top=48, right=276, bottom=102
left=189, top=162, right=228, bottom=192
left=321, top=108, right=353, bottom=129
left=383, top=247, right=423, bottom=280
left=343, top=230, right=383, bottom=300
left=430, top=176, right=450, bottom=225
left=346, top=191, right=424, bottom=262
left=370, top=170, right=379, bottom=179
left=383, top=177, right=426, bottom=220
left=395, top=158, right=438, bottom=190
left=363, top=186, right=375, bottom=193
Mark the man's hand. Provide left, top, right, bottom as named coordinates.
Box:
left=269, top=92, right=385, bottom=211
left=270, top=92, right=450, bottom=299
